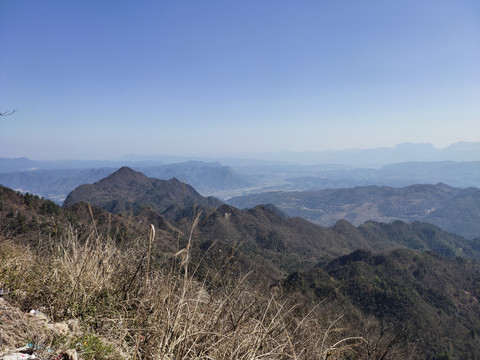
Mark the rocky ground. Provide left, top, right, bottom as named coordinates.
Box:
left=0, top=295, right=79, bottom=360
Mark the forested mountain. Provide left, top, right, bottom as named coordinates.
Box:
left=62, top=166, right=222, bottom=223
left=285, top=249, right=480, bottom=359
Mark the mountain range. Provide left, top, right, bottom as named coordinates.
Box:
left=61, top=167, right=480, bottom=265
left=1, top=142, right=479, bottom=204
left=1, top=158, right=479, bottom=205
left=2, top=165, right=480, bottom=358
left=3, top=167, right=479, bottom=275
left=2, top=156, right=479, bottom=239
left=2, top=142, right=479, bottom=172
left=227, top=183, right=480, bottom=239
left=213, top=141, right=480, bottom=166
left=0, top=161, right=249, bottom=203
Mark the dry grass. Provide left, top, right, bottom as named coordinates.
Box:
left=0, top=217, right=368, bottom=360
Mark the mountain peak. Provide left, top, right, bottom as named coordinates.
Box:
left=63, top=167, right=223, bottom=222
left=117, top=166, right=136, bottom=173
left=108, top=166, right=143, bottom=178
left=101, top=166, right=151, bottom=186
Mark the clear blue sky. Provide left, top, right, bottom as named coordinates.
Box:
left=1, top=0, right=479, bottom=160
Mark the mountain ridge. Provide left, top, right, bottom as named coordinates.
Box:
left=63, top=166, right=223, bottom=222
left=227, top=183, right=480, bottom=239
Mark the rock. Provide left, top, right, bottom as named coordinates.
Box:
left=66, top=319, right=79, bottom=333
left=61, top=349, right=78, bottom=360
left=52, top=322, right=69, bottom=336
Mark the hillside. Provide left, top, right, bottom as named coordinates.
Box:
left=0, top=184, right=181, bottom=250
left=227, top=183, right=480, bottom=239
left=2, top=184, right=480, bottom=358
left=62, top=166, right=223, bottom=222
left=196, top=207, right=479, bottom=277
left=285, top=249, right=480, bottom=359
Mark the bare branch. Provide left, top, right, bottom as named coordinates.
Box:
left=0, top=109, right=16, bottom=116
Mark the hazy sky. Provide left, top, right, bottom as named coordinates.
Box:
left=1, top=0, right=479, bottom=160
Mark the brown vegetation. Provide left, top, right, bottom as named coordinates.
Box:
left=1, top=212, right=368, bottom=359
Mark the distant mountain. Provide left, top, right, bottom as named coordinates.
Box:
left=224, top=160, right=480, bottom=197
left=0, top=160, right=250, bottom=203
left=379, top=161, right=480, bottom=188
left=0, top=168, right=115, bottom=203
left=442, top=141, right=480, bottom=161
left=139, top=161, right=251, bottom=193
left=0, top=157, right=41, bottom=173
left=0, top=158, right=166, bottom=171
left=62, top=167, right=223, bottom=222
left=219, top=142, right=480, bottom=166
left=227, top=183, right=480, bottom=239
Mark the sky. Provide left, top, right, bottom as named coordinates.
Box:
left=0, top=0, right=479, bottom=160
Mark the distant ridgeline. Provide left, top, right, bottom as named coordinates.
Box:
left=227, top=183, right=480, bottom=239
left=0, top=159, right=250, bottom=203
